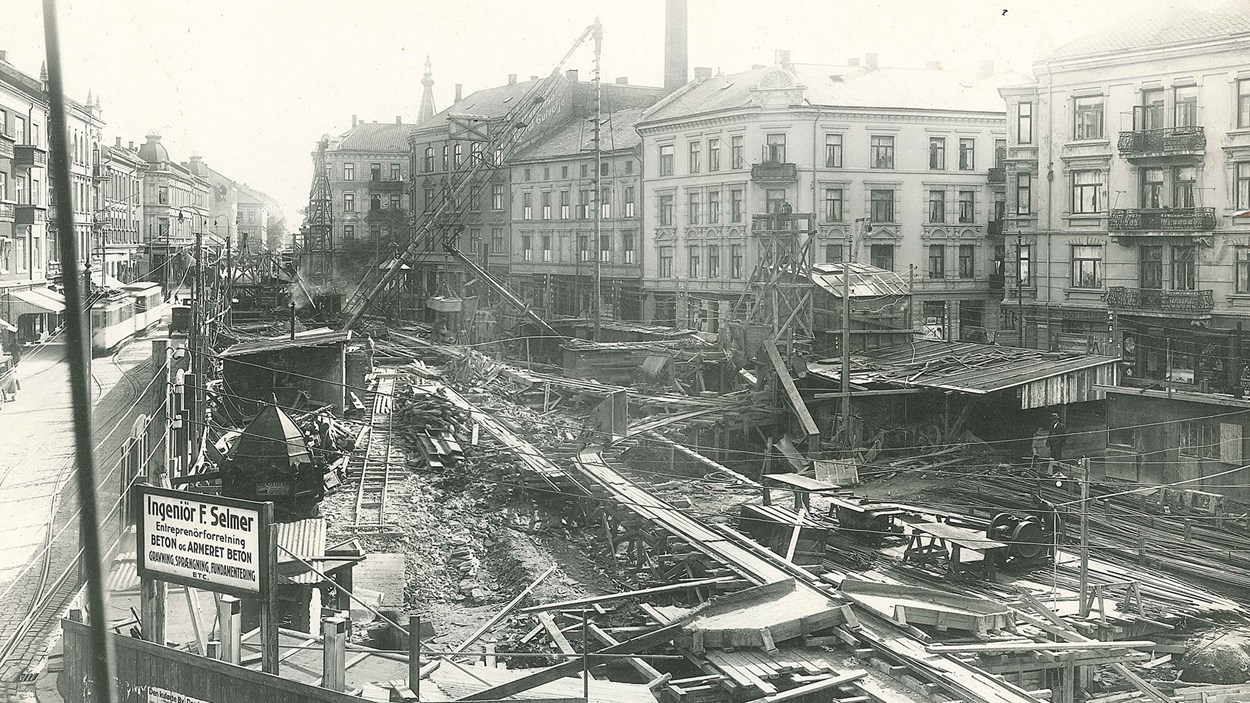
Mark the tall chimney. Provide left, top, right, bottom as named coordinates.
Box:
left=351, top=114, right=358, bottom=128
left=0, top=51, right=7, bottom=63
left=664, top=0, right=688, bottom=94
left=454, top=83, right=463, bottom=101
left=508, top=74, right=517, bottom=85
left=395, top=115, right=402, bottom=124
left=775, top=49, right=791, bottom=69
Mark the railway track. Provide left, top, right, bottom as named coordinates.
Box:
left=351, top=372, right=402, bottom=531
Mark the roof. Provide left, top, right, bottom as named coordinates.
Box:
left=218, top=328, right=352, bottom=358
left=811, top=262, right=909, bottom=299
left=1049, top=0, right=1250, bottom=59
left=332, top=121, right=415, bottom=153
left=515, top=106, right=648, bottom=161
left=231, top=403, right=311, bottom=463
left=808, top=340, right=1118, bottom=397
left=414, top=77, right=546, bottom=132
left=137, top=134, right=170, bottom=164
left=643, top=63, right=1023, bottom=124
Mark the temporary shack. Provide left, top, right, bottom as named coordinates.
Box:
left=222, top=403, right=324, bottom=520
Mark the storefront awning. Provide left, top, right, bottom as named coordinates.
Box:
left=0, top=317, right=15, bottom=333
left=3, top=289, right=65, bottom=317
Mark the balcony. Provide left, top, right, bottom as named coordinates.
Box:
left=987, top=219, right=1004, bottom=237
left=368, top=177, right=405, bottom=191
left=1106, top=286, right=1214, bottom=314
left=988, top=166, right=1005, bottom=184
left=751, top=212, right=815, bottom=234
left=750, top=161, right=798, bottom=184
left=92, top=164, right=108, bottom=182
left=15, top=204, right=47, bottom=225
left=1117, top=126, right=1205, bottom=160
left=0, top=202, right=13, bottom=221
left=1108, top=207, right=1215, bottom=233
left=13, top=144, right=47, bottom=169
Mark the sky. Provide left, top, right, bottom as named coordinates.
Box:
left=0, top=0, right=1196, bottom=225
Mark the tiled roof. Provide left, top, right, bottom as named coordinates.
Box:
left=514, top=106, right=647, bottom=161
left=1049, top=0, right=1250, bottom=59
left=332, top=122, right=414, bottom=153
left=414, top=78, right=547, bottom=132
left=643, top=63, right=1022, bottom=124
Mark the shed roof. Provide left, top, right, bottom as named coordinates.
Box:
left=218, top=328, right=352, bottom=358
left=811, top=262, right=909, bottom=299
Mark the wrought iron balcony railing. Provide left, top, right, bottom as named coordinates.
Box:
left=1108, top=207, right=1215, bottom=232
left=1117, top=126, right=1205, bottom=157
left=1105, top=286, right=1214, bottom=314
left=987, top=219, right=1004, bottom=237
left=750, top=161, right=798, bottom=183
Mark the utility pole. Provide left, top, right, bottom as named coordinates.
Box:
left=1078, top=456, right=1090, bottom=618
left=841, top=221, right=857, bottom=445
left=1016, top=232, right=1025, bottom=348
left=592, top=18, right=604, bottom=342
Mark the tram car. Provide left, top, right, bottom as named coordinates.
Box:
left=90, top=283, right=174, bottom=355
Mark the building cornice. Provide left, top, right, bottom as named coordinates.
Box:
left=638, top=106, right=1005, bottom=135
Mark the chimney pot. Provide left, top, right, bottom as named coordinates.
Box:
left=774, top=49, right=791, bottom=67
left=0, top=51, right=7, bottom=63
left=128, top=141, right=135, bottom=150
left=848, top=58, right=860, bottom=67
left=115, top=137, right=121, bottom=147
left=566, top=69, right=579, bottom=82
left=615, top=76, right=628, bottom=85
left=454, top=83, right=463, bottom=101
left=395, top=115, right=402, bottom=124
left=508, top=73, right=517, bottom=85
left=351, top=114, right=358, bottom=128
left=694, top=66, right=712, bottom=80
left=866, top=52, right=878, bottom=70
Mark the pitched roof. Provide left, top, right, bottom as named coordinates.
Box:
left=231, top=403, right=311, bottom=463
left=332, top=122, right=414, bottom=153
left=414, top=78, right=546, bottom=132
left=1049, top=0, right=1250, bottom=59
left=643, top=63, right=1022, bottom=124
left=514, top=106, right=647, bottom=161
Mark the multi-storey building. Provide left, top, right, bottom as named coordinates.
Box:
left=96, top=138, right=145, bottom=284
left=509, top=107, right=647, bottom=321
left=0, top=52, right=50, bottom=304
left=136, top=134, right=210, bottom=290
left=637, top=55, right=1014, bottom=337
left=998, top=1, right=1250, bottom=500
left=236, top=185, right=274, bottom=252
left=325, top=117, right=413, bottom=245
left=52, top=94, right=105, bottom=287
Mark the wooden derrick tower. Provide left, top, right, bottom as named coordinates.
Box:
left=299, top=137, right=338, bottom=309
left=725, top=210, right=816, bottom=364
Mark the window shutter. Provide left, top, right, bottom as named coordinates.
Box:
left=1221, top=423, right=1243, bottom=464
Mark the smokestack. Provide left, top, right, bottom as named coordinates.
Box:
left=615, top=77, right=629, bottom=85
left=351, top=114, right=358, bottom=128
left=454, top=83, right=463, bottom=101
left=0, top=51, right=7, bottom=63
left=664, top=0, right=688, bottom=94
left=774, top=49, right=791, bottom=69
left=508, top=74, right=517, bottom=85
left=866, top=53, right=878, bottom=70
left=566, top=69, right=579, bottom=82
left=694, top=67, right=712, bottom=80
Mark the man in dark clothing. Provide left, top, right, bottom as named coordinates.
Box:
left=1046, top=412, right=1068, bottom=462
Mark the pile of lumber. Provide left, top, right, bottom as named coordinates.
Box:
left=392, top=385, right=471, bottom=471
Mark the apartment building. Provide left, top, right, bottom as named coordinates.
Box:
left=136, top=134, right=209, bottom=290
left=54, top=94, right=105, bottom=286
left=325, top=116, right=413, bottom=248
left=636, top=54, right=1014, bottom=338
left=97, top=139, right=145, bottom=284
left=999, top=0, right=1250, bottom=500
left=0, top=52, right=50, bottom=299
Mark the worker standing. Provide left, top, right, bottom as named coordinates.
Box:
left=1046, top=412, right=1068, bottom=463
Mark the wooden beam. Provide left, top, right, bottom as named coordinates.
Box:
left=764, top=341, right=820, bottom=440
left=811, top=389, right=924, bottom=399
left=520, top=576, right=735, bottom=614
left=742, top=670, right=868, bottom=703
left=536, top=612, right=575, bottom=655
left=585, top=622, right=663, bottom=682
left=452, top=566, right=556, bottom=654
left=926, top=640, right=1154, bottom=654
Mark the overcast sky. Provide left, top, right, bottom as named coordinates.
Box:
left=1, top=0, right=1194, bottom=224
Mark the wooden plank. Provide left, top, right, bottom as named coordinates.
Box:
left=536, top=612, right=575, bottom=655
left=764, top=341, right=820, bottom=440
left=926, top=640, right=1154, bottom=654
left=586, top=622, right=663, bottom=682
left=452, top=565, right=556, bottom=653
left=520, top=575, right=735, bottom=613
left=742, top=670, right=867, bottom=703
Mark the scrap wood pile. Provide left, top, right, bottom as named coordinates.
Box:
left=445, top=347, right=537, bottom=398
left=858, top=441, right=1013, bottom=482
left=391, top=383, right=470, bottom=471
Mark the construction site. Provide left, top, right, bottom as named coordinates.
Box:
left=22, top=6, right=1250, bottom=703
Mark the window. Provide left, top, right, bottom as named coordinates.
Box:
left=708, top=138, right=720, bottom=171
left=731, top=244, right=743, bottom=278
left=707, top=244, right=720, bottom=278
left=1237, top=248, right=1250, bottom=293
left=825, top=134, right=843, bottom=168
left=659, top=194, right=674, bottom=225
left=1017, top=102, right=1033, bottom=144
left=659, top=144, right=674, bottom=176
left=1142, top=168, right=1164, bottom=208
left=1074, top=95, right=1104, bottom=140
left=450, top=144, right=461, bottom=168
left=577, top=190, right=590, bottom=219
left=370, top=163, right=382, bottom=180
left=600, top=235, right=612, bottom=263
left=659, top=246, right=673, bottom=277
left=1139, top=88, right=1165, bottom=130
left=560, top=191, right=570, bottom=219
left=731, top=136, right=744, bottom=169
left=158, top=186, right=169, bottom=204
left=870, top=244, right=895, bottom=271
left=1180, top=421, right=1220, bottom=459
left=600, top=162, right=609, bottom=177
left=688, top=245, right=700, bottom=278
left=578, top=235, right=591, bottom=262
left=470, top=142, right=484, bottom=166
left=766, top=189, right=786, bottom=214
left=929, top=137, right=946, bottom=170
left=1173, top=166, right=1196, bottom=208
left=731, top=188, right=744, bottom=223
left=1239, top=79, right=1250, bottom=129
left=492, top=228, right=503, bottom=252
left=344, top=193, right=355, bottom=211
left=870, top=189, right=894, bottom=222
left=541, top=234, right=552, bottom=262
left=494, top=145, right=503, bottom=165
left=522, top=192, right=532, bottom=220
left=624, top=187, right=636, bottom=217
left=928, top=190, right=945, bottom=223
left=1236, top=163, right=1250, bottom=210
left=958, top=138, right=975, bottom=170
left=688, top=192, right=701, bottom=224
left=1016, top=173, right=1032, bottom=214
left=765, top=133, right=786, bottom=162
left=623, top=233, right=636, bottom=264
left=343, top=224, right=355, bottom=240
left=824, top=188, right=843, bottom=222
left=442, top=146, right=449, bottom=171
left=1071, top=170, right=1102, bottom=213
left=543, top=167, right=550, bottom=179
left=541, top=191, right=551, bottom=219
left=1017, top=244, right=1032, bottom=287
left=928, top=244, right=946, bottom=279
left=522, top=234, right=533, bottom=261
left=1174, top=86, right=1198, bottom=127
left=624, top=160, right=633, bottom=174
left=601, top=187, right=611, bottom=219
left=1172, top=246, right=1196, bottom=291
left=469, top=186, right=481, bottom=211
left=689, top=141, right=701, bottom=173
left=708, top=191, right=721, bottom=223
left=390, top=194, right=401, bottom=210
left=492, top=184, right=504, bottom=210
left=422, top=147, right=435, bottom=172
left=959, top=244, right=975, bottom=278
left=1140, top=245, right=1163, bottom=289
left=1071, top=244, right=1103, bottom=288
left=870, top=135, right=894, bottom=169
left=958, top=190, right=975, bottom=223
left=523, top=167, right=531, bottom=181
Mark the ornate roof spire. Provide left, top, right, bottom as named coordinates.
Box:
left=418, top=56, right=436, bottom=124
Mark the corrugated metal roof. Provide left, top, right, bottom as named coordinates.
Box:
left=811, top=262, right=909, bottom=298
left=809, top=340, right=1118, bottom=395
left=277, top=518, right=326, bottom=562
left=218, top=328, right=352, bottom=358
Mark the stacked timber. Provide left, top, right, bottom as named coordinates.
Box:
left=392, top=385, right=470, bottom=471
